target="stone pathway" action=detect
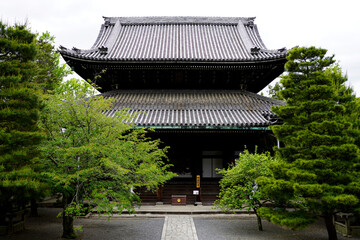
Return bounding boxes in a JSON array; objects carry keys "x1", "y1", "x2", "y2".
[{"x1": 161, "y1": 215, "x2": 198, "y2": 240}]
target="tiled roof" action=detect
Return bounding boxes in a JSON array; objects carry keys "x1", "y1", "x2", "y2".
[
  {"x1": 100, "y1": 90, "x2": 283, "y2": 128},
  {"x1": 59, "y1": 17, "x2": 287, "y2": 62}
]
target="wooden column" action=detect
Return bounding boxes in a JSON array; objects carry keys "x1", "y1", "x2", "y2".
[{"x1": 156, "y1": 186, "x2": 163, "y2": 205}]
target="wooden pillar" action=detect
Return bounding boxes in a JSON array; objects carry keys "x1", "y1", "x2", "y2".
[{"x1": 156, "y1": 185, "x2": 163, "y2": 205}]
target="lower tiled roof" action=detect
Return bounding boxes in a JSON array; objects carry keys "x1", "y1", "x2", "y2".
[{"x1": 100, "y1": 90, "x2": 283, "y2": 128}]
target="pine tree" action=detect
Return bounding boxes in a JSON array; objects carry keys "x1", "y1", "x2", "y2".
[
  {"x1": 34, "y1": 31, "x2": 71, "y2": 93},
  {"x1": 257, "y1": 47, "x2": 360, "y2": 240},
  {"x1": 0, "y1": 22, "x2": 43, "y2": 224}
]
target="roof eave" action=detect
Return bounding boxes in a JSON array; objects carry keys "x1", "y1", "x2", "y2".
[
  {"x1": 59, "y1": 52, "x2": 288, "y2": 65},
  {"x1": 133, "y1": 125, "x2": 271, "y2": 130}
]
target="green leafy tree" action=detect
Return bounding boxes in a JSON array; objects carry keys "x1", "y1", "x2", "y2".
[
  {"x1": 40, "y1": 79, "x2": 175, "y2": 238},
  {"x1": 0, "y1": 22, "x2": 44, "y2": 224},
  {"x1": 28, "y1": 31, "x2": 72, "y2": 217},
  {"x1": 257, "y1": 47, "x2": 360, "y2": 240},
  {"x1": 34, "y1": 31, "x2": 71, "y2": 93},
  {"x1": 215, "y1": 148, "x2": 276, "y2": 231}
]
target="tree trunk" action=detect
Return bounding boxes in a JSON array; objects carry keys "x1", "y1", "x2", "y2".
[
  {"x1": 324, "y1": 214, "x2": 337, "y2": 240},
  {"x1": 253, "y1": 209, "x2": 263, "y2": 231},
  {"x1": 62, "y1": 213, "x2": 76, "y2": 239},
  {"x1": 62, "y1": 195, "x2": 76, "y2": 239},
  {"x1": 256, "y1": 214, "x2": 263, "y2": 231},
  {"x1": 0, "y1": 201, "x2": 12, "y2": 225},
  {"x1": 0, "y1": 208, "x2": 6, "y2": 225},
  {"x1": 30, "y1": 198, "x2": 38, "y2": 217}
]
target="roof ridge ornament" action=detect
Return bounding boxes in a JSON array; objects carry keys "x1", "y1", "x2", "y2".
[
  {"x1": 262, "y1": 112, "x2": 281, "y2": 124},
  {"x1": 245, "y1": 18, "x2": 255, "y2": 28},
  {"x1": 104, "y1": 20, "x2": 115, "y2": 27},
  {"x1": 59, "y1": 45, "x2": 67, "y2": 51},
  {"x1": 250, "y1": 47, "x2": 288, "y2": 55},
  {"x1": 72, "y1": 47, "x2": 81, "y2": 54},
  {"x1": 98, "y1": 46, "x2": 108, "y2": 55},
  {"x1": 277, "y1": 47, "x2": 287, "y2": 53},
  {"x1": 251, "y1": 46, "x2": 261, "y2": 54},
  {"x1": 58, "y1": 45, "x2": 98, "y2": 55}
]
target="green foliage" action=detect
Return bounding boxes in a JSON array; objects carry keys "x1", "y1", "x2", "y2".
[
  {"x1": 40, "y1": 79, "x2": 175, "y2": 230},
  {"x1": 257, "y1": 207, "x2": 316, "y2": 230},
  {"x1": 215, "y1": 147, "x2": 276, "y2": 230},
  {"x1": 258, "y1": 46, "x2": 360, "y2": 238},
  {"x1": 0, "y1": 21, "x2": 45, "y2": 223},
  {"x1": 267, "y1": 81, "x2": 284, "y2": 100},
  {"x1": 352, "y1": 98, "x2": 360, "y2": 148},
  {"x1": 34, "y1": 31, "x2": 71, "y2": 93}
]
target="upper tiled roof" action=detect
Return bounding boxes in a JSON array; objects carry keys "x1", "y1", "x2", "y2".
[
  {"x1": 100, "y1": 90, "x2": 283, "y2": 128},
  {"x1": 59, "y1": 16, "x2": 287, "y2": 62}
]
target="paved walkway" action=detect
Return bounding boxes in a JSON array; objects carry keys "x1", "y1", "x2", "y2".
[{"x1": 161, "y1": 215, "x2": 198, "y2": 240}]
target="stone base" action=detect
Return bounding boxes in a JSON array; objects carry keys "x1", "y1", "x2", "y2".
[
  {"x1": 335, "y1": 222, "x2": 360, "y2": 237},
  {"x1": 334, "y1": 213, "x2": 360, "y2": 237}
]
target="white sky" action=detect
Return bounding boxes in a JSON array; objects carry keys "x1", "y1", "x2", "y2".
[{"x1": 2, "y1": 0, "x2": 360, "y2": 96}]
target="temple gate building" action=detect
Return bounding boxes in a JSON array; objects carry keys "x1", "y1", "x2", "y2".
[{"x1": 59, "y1": 16, "x2": 287, "y2": 205}]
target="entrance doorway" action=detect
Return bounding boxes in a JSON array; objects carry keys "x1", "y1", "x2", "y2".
[{"x1": 202, "y1": 151, "x2": 223, "y2": 178}]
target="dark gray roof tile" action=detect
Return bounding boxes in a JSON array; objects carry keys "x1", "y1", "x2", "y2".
[
  {"x1": 100, "y1": 90, "x2": 283, "y2": 128},
  {"x1": 60, "y1": 17, "x2": 287, "y2": 62}
]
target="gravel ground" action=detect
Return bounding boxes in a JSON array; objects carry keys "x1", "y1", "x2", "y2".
[
  {"x1": 194, "y1": 216, "x2": 360, "y2": 240},
  {"x1": 3, "y1": 208, "x2": 164, "y2": 240},
  {"x1": 4, "y1": 208, "x2": 63, "y2": 240},
  {"x1": 77, "y1": 217, "x2": 164, "y2": 240},
  {"x1": 3, "y1": 208, "x2": 360, "y2": 240}
]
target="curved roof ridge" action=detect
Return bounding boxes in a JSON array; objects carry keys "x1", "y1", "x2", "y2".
[{"x1": 102, "y1": 16, "x2": 256, "y2": 25}]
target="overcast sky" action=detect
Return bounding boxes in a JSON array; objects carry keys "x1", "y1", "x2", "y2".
[{"x1": 1, "y1": 0, "x2": 360, "y2": 95}]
